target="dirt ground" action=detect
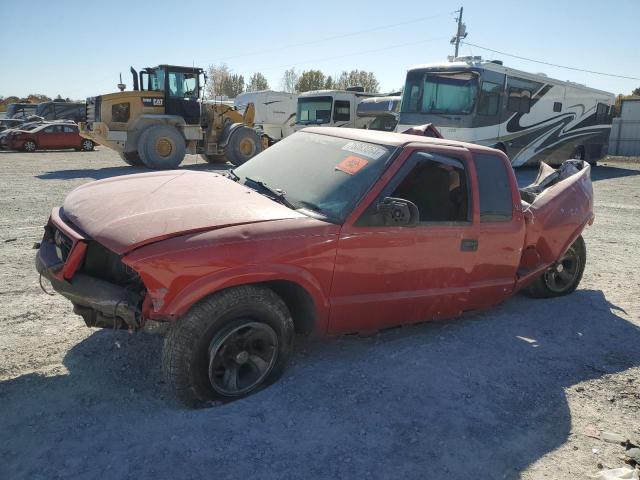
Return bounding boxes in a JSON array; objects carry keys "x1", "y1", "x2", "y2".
[{"x1": 0, "y1": 148, "x2": 638, "y2": 480}]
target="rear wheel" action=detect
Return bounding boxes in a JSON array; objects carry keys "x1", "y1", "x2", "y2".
[
  {"x1": 523, "y1": 236, "x2": 586, "y2": 298},
  {"x1": 81, "y1": 139, "x2": 94, "y2": 151},
  {"x1": 162, "y1": 285, "x2": 294, "y2": 408},
  {"x1": 23, "y1": 140, "x2": 37, "y2": 152},
  {"x1": 119, "y1": 151, "x2": 144, "y2": 167},
  {"x1": 138, "y1": 125, "x2": 186, "y2": 169},
  {"x1": 200, "y1": 153, "x2": 228, "y2": 164},
  {"x1": 225, "y1": 126, "x2": 262, "y2": 167}
]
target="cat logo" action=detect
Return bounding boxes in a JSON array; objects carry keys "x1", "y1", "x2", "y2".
[{"x1": 142, "y1": 97, "x2": 164, "y2": 107}]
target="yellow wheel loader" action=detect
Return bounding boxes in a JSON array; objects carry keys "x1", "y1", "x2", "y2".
[{"x1": 79, "y1": 65, "x2": 263, "y2": 169}]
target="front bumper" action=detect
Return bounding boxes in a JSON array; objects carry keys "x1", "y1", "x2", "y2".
[{"x1": 36, "y1": 212, "x2": 142, "y2": 330}]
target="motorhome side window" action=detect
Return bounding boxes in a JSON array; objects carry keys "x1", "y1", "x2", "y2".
[
  {"x1": 333, "y1": 101, "x2": 350, "y2": 121},
  {"x1": 477, "y1": 81, "x2": 502, "y2": 115},
  {"x1": 596, "y1": 103, "x2": 609, "y2": 123},
  {"x1": 507, "y1": 87, "x2": 531, "y2": 113},
  {"x1": 360, "y1": 152, "x2": 470, "y2": 226},
  {"x1": 474, "y1": 153, "x2": 513, "y2": 222}
]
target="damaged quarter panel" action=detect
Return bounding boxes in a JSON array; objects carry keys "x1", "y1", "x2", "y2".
[
  {"x1": 122, "y1": 216, "x2": 340, "y2": 333},
  {"x1": 522, "y1": 162, "x2": 594, "y2": 265}
]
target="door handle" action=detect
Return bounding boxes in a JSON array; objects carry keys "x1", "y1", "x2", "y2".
[{"x1": 460, "y1": 239, "x2": 478, "y2": 252}]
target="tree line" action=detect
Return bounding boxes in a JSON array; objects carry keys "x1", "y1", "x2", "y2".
[
  {"x1": 205, "y1": 64, "x2": 381, "y2": 98},
  {"x1": 0, "y1": 94, "x2": 76, "y2": 112}
]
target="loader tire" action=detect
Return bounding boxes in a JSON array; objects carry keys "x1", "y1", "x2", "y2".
[
  {"x1": 138, "y1": 125, "x2": 186, "y2": 170},
  {"x1": 120, "y1": 151, "x2": 144, "y2": 167},
  {"x1": 162, "y1": 285, "x2": 294, "y2": 408},
  {"x1": 522, "y1": 236, "x2": 586, "y2": 298},
  {"x1": 225, "y1": 126, "x2": 262, "y2": 167}
]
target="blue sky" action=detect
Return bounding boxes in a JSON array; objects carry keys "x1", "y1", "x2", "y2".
[{"x1": 1, "y1": 0, "x2": 639, "y2": 99}]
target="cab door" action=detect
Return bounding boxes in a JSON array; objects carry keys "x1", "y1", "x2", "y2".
[
  {"x1": 165, "y1": 69, "x2": 201, "y2": 125},
  {"x1": 328, "y1": 147, "x2": 478, "y2": 334}
]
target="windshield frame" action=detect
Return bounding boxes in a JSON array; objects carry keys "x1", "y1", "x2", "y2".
[
  {"x1": 401, "y1": 69, "x2": 480, "y2": 116},
  {"x1": 296, "y1": 96, "x2": 333, "y2": 125}
]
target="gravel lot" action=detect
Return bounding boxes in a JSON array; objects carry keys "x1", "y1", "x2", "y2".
[{"x1": 0, "y1": 148, "x2": 639, "y2": 480}]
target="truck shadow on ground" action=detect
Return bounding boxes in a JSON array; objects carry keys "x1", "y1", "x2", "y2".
[
  {"x1": 34, "y1": 161, "x2": 230, "y2": 181},
  {"x1": 1, "y1": 289, "x2": 638, "y2": 479}
]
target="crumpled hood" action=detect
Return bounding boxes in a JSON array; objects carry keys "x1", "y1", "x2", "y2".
[{"x1": 62, "y1": 170, "x2": 305, "y2": 254}]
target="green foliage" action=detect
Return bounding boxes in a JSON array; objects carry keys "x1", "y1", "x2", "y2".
[
  {"x1": 246, "y1": 72, "x2": 269, "y2": 92},
  {"x1": 632, "y1": 87, "x2": 640, "y2": 96},
  {"x1": 221, "y1": 74, "x2": 245, "y2": 97},
  {"x1": 324, "y1": 76, "x2": 334, "y2": 89},
  {"x1": 295, "y1": 70, "x2": 326, "y2": 93},
  {"x1": 334, "y1": 70, "x2": 380, "y2": 93}
]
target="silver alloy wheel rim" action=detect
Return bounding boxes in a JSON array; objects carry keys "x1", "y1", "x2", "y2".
[
  {"x1": 543, "y1": 247, "x2": 581, "y2": 293},
  {"x1": 208, "y1": 321, "x2": 278, "y2": 396},
  {"x1": 25, "y1": 141, "x2": 35, "y2": 152},
  {"x1": 82, "y1": 140, "x2": 92, "y2": 150}
]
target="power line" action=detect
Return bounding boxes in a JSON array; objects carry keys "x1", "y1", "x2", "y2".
[
  {"x1": 211, "y1": 11, "x2": 453, "y2": 63},
  {"x1": 251, "y1": 36, "x2": 449, "y2": 73},
  {"x1": 461, "y1": 41, "x2": 640, "y2": 81}
]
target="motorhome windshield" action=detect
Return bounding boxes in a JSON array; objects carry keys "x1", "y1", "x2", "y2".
[
  {"x1": 401, "y1": 71, "x2": 479, "y2": 115},
  {"x1": 297, "y1": 96, "x2": 332, "y2": 124}
]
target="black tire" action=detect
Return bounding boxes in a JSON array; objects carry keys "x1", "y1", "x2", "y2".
[
  {"x1": 23, "y1": 140, "x2": 37, "y2": 152},
  {"x1": 523, "y1": 236, "x2": 586, "y2": 298},
  {"x1": 81, "y1": 139, "x2": 94, "y2": 151},
  {"x1": 225, "y1": 126, "x2": 262, "y2": 167},
  {"x1": 119, "y1": 151, "x2": 145, "y2": 167},
  {"x1": 200, "y1": 153, "x2": 228, "y2": 164},
  {"x1": 162, "y1": 285, "x2": 294, "y2": 408},
  {"x1": 138, "y1": 124, "x2": 186, "y2": 169}
]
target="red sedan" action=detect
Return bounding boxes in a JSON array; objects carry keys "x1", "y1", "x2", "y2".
[{"x1": 4, "y1": 123, "x2": 94, "y2": 152}]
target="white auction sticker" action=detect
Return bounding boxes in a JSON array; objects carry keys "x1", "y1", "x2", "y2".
[{"x1": 341, "y1": 141, "x2": 387, "y2": 160}]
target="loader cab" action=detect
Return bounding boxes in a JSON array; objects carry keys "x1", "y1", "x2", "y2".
[{"x1": 138, "y1": 65, "x2": 203, "y2": 125}]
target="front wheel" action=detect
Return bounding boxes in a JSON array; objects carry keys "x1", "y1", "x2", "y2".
[
  {"x1": 119, "y1": 151, "x2": 145, "y2": 167},
  {"x1": 224, "y1": 126, "x2": 262, "y2": 167},
  {"x1": 162, "y1": 285, "x2": 294, "y2": 408},
  {"x1": 23, "y1": 140, "x2": 37, "y2": 152},
  {"x1": 81, "y1": 139, "x2": 95, "y2": 151},
  {"x1": 138, "y1": 124, "x2": 186, "y2": 169},
  {"x1": 522, "y1": 236, "x2": 586, "y2": 298}
]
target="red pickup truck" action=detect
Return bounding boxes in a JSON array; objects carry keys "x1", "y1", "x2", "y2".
[{"x1": 35, "y1": 127, "x2": 593, "y2": 407}]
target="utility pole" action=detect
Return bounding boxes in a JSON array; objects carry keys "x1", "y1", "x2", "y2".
[{"x1": 450, "y1": 7, "x2": 467, "y2": 59}]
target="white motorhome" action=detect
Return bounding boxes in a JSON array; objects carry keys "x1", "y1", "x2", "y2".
[
  {"x1": 357, "y1": 95, "x2": 401, "y2": 132},
  {"x1": 398, "y1": 57, "x2": 615, "y2": 166},
  {"x1": 234, "y1": 90, "x2": 297, "y2": 140},
  {"x1": 294, "y1": 87, "x2": 384, "y2": 131}
]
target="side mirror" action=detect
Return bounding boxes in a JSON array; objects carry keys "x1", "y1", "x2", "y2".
[{"x1": 377, "y1": 197, "x2": 419, "y2": 226}]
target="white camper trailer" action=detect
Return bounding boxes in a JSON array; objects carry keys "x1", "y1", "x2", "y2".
[
  {"x1": 234, "y1": 90, "x2": 297, "y2": 140},
  {"x1": 294, "y1": 87, "x2": 384, "y2": 131},
  {"x1": 398, "y1": 56, "x2": 615, "y2": 166}
]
